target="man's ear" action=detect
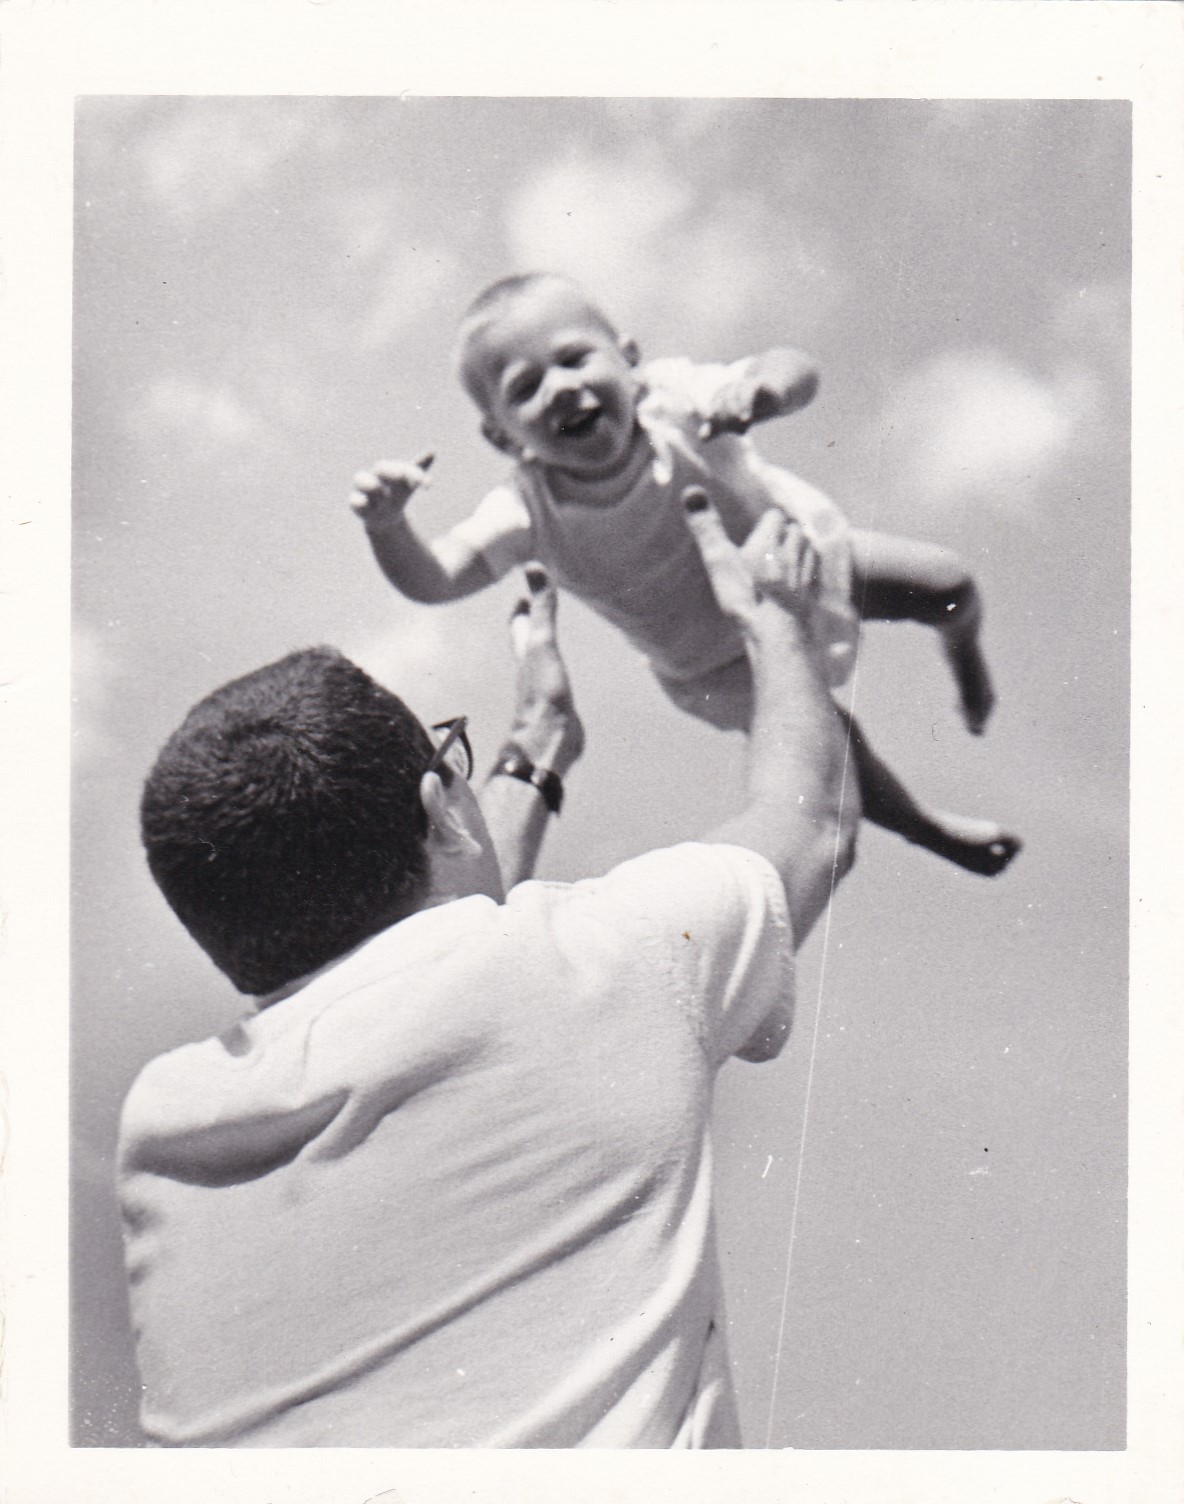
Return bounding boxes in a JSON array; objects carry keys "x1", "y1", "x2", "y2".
[
  {"x1": 480, "y1": 417, "x2": 518, "y2": 456},
  {"x1": 618, "y1": 335, "x2": 641, "y2": 368},
  {"x1": 420, "y1": 771, "x2": 483, "y2": 858}
]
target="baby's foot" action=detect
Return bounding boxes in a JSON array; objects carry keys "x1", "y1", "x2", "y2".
[
  {"x1": 943, "y1": 635, "x2": 996, "y2": 736},
  {"x1": 921, "y1": 812, "x2": 1022, "y2": 877}
]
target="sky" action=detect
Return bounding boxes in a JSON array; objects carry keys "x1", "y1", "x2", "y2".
[{"x1": 71, "y1": 97, "x2": 1129, "y2": 1449}]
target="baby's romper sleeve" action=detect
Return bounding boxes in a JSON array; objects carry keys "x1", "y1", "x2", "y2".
[
  {"x1": 641, "y1": 356, "x2": 736, "y2": 428},
  {"x1": 446, "y1": 480, "x2": 536, "y2": 581}
]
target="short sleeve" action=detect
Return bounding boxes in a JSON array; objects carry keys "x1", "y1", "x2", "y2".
[
  {"x1": 552, "y1": 842, "x2": 795, "y2": 1070},
  {"x1": 641, "y1": 357, "x2": 745, "y2": 426},
  {"x1": 447, "y1": 482, "x2": 534, "y2": 580}
]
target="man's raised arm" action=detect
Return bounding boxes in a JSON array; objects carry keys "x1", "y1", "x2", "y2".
[
  {"x1": 478, "y1": 566, "x2": 585, "y2": 890},
  {"x1": 684, "y1": 489, "x2": 859, "y2": 945}
]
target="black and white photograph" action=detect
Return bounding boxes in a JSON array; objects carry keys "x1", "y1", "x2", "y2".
[{"x1": 4, "y1": 3, "x2": 1183, "y2": 1502}]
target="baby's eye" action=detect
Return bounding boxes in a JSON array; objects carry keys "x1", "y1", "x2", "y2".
[
  {"x1": 556, "y1": 346, "x2": 591, "y2": 368},
  {"x1": 506, "y1": 373, "x2": 540, "y2": 404}
]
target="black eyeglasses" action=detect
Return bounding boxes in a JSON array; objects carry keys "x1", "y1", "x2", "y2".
[{"x1": 425, "y1": 716, "x2": 474, "y2": 781}]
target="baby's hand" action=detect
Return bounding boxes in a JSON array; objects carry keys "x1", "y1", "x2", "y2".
[
  {"x1": 698, "y1": 349, "x2": 819, "y2": 440},
  {"x1": 349, "y1": 452, "x2": 434, "y2": 527}
]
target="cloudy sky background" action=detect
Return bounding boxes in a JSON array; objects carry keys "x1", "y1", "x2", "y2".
[{"x1": 72, "y1": 98, "x2": 1129, "y2": 1448}]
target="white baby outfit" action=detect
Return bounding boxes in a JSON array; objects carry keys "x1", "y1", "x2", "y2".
[{"x1": 452, "y1": 356, "x2": 859, "y2": 703}]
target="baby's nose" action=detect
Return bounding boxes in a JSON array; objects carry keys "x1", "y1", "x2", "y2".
[{"x1": 545, "y1": 367, "x2": 582, "y2": 403}]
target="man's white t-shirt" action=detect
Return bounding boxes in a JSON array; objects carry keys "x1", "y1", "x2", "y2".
[{"x1": 118, "y1": 842, "x2": 794, "y2": 1448}]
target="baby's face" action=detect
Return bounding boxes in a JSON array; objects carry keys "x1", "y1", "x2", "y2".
[{"x1": 462, "y1": 282, "x2": 640, "y2": 479}]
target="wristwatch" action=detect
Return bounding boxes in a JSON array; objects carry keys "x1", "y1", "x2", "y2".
[{"x1": 490, "y1": 743, "x2": 564, "y2": 814}]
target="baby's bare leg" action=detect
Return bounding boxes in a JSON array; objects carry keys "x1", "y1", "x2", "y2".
[
  {"x1": 849, "y1": 528, "x2": 995, "y2": 735},
  {"x1": 839, "y1": 709, "x2": 1020, "y2": 876},
  {"x1": 657, "y1": 662, "x2": 1019, "y2": 876}
]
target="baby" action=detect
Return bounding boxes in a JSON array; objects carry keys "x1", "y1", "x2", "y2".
[{"x1": 351, "y1": 272, "x2": 1019, "y2": 876}]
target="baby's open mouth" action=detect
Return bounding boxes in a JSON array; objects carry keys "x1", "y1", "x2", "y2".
[{"x1": 556, "y1": 406, "x2": 601, "y2": 438}]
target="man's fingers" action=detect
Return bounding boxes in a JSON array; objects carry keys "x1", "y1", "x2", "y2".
[
  {"x1": 682, "y1": 485, "x2": 723, "y2": 536},
  {"x1": 746, "y1": 507, "x2": 789, "y2": 555},
  {"x1": 510, "y1": 565, "x2": 558, "y2": 659},
  {"x1": 778, "y1": 525, "x2": 821, "y2": 596},
  {"x1": 523, "y1": 564, "x2": 558, "y2": 639},
  {"x1": 509, "y1": 599, "x2": 532, "y2": 660},
  {"x1": 798, "y1": 535, "x2": 822, "y2": 595},
  {"x1": 739, "y1": 513, "x2": 825, "y2": 610},
  {"x1": 683, "y1": 487, "x2": 758, "y2": 619},
  {"x1": 741, "y1": 509, "x2": 787, "y2": 590},
  {"x1": 520, "y1": 565, "x2": 556, "y2": 640}
]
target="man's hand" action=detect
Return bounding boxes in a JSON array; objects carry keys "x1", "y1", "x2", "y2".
[
  {"x1": 349, "y1": 452, "x2": 435, "y2": 529},
  {"x1": 682, "y1": 487, "x2": 821, "y2": 631},
  {"x1": 479, "y1": 566, "x2": 585, "y2": 890},
  {"x1": 506, "y1": 566, "x2": 585, "y2": 777},
  {"x1": 685, "y1": 491, "x2": 858, "y2": 943},
  {"x1": 697, "y1": 348, "x2": 820, "y2": 441}
]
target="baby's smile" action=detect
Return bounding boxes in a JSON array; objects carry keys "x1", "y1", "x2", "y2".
[
  {"x1": 460, "y1": 280, "x2": 644, "y2": 477},
  {"x1": 554, "y1": 402, "x2": 602, "y2": 439}
]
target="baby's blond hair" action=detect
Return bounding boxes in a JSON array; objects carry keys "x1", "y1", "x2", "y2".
[{"x1": 456, "y1": 273, "x2": 618, "y2": 407}]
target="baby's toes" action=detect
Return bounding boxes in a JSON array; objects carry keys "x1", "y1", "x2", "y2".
[{"x1": 983, "y1": 834, "x2": 1022, "y2": 875}]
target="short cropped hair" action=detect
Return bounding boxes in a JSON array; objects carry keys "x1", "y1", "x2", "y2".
[
  {"x1": 140, "y1": 648, "x2": 436, "y2": 996},
  {"x1": 456, "y1": 272, "x2": 618, "y2": 404}
]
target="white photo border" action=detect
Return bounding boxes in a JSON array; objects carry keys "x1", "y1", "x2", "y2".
[{"x1": 2, "y1": 2, "x2": 1182, "y2": 1500}]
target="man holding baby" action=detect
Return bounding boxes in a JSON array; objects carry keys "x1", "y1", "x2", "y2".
[{"x1": 118, "y1": 493, "x2": 857, "y2": 1447}]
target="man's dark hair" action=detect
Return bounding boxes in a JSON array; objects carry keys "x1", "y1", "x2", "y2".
[{"x1": 140, "y1": 648, "x2": 436, "y2": 996}]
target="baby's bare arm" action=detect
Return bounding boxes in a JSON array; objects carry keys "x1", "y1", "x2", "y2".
[
  {"x1": 350, "y1": 454, "x2": 494, "y2": 604},
  {"x1": 698, "y1": 348, "x2": 820, "y2": 440}
]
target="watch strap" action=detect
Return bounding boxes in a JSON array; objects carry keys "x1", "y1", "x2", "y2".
[{"x1": 491, "y1": 744, "x2": 564, "y2": 814}]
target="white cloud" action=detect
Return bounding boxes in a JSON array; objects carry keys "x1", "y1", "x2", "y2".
[
  {"x1": 879, "y1": 349, "x2": 1097, "y2": 515},
  {"x1": 72, "y1": 622, "x2": 122, "y2": 769},
  {"x1": 329, "y1": 189, "x2": 403, "y2": 270},
  {"x1": 134, "y1": 377, "x2": 259, "y2": 447},
  {"x1": 1051, "y1": 280, "x2": 1128, "y2": 374},
  {"x1": 345, "y1": 611, "x2": 454, "y2": 700},
  {"x1": 505, "y1": 153, "x2": 693, "y2": 320},
  {"x1": 504, "y1": 150, "x2": 839, "y2": 352},
  {"x1": 358, "y1": 243, "x2": 460, "y2": 351},
  {"x1": 138, "y1": 100, "x2": 333, "y2": 220},
  {"x1": 601, "y1": 99, "x2": 740, "y2": 148}
]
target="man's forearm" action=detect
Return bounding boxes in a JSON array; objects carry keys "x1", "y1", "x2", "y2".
[
  {"x1": 479, "y1": 721, "x2": 573, "y2": 890},
  {"x1": 683, "y1": 494, "x2": 857, "y2": 944},
  {"x1": 479, "y1": 775, "x2": 554, "y2": 891},
  {"x1": 478, "y1": 574, "x2": 584, "y2": 891},
  {"x1": 713, "y1": 604, "x2": 858, "y2": 943}
]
